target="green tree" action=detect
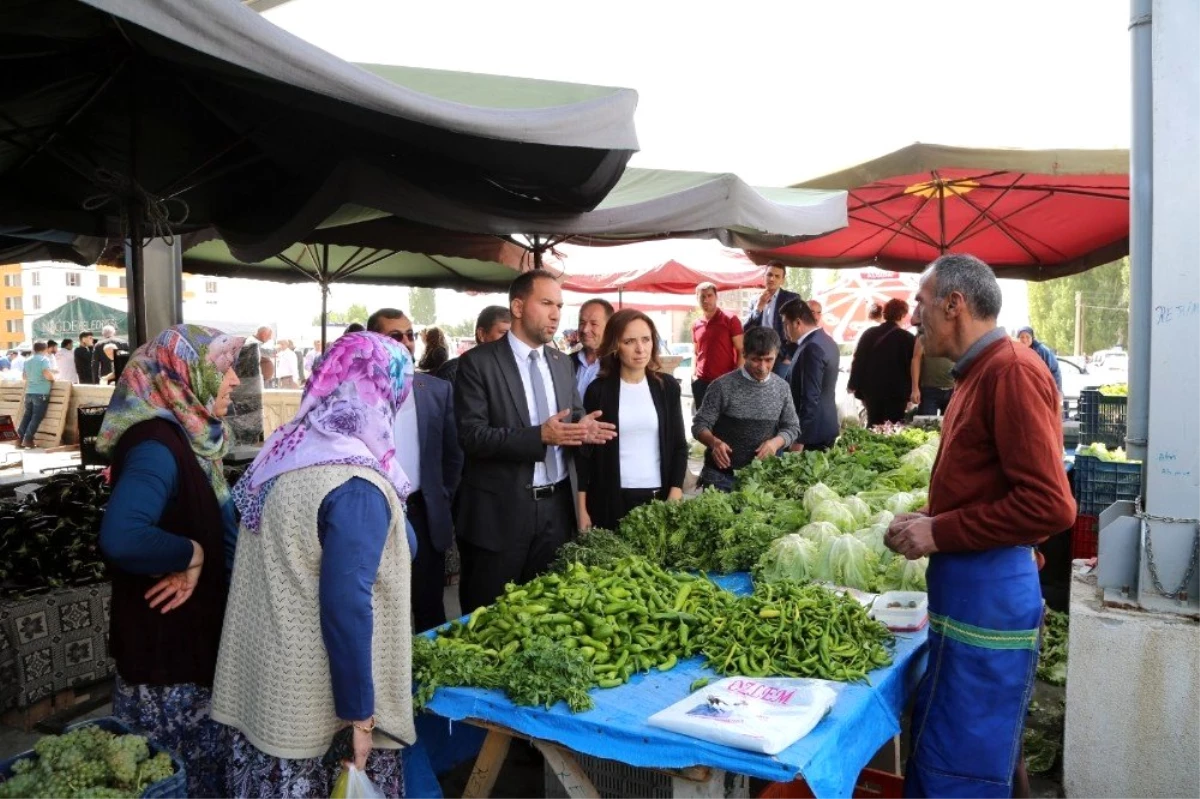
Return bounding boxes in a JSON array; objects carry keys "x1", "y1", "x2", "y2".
[
  {"x1": 784, "y1": 266, "x2": 814, "y2": 299},
  {"x1": 315, "y1": 302, "x2": 369, "y2": 326},
  {"x1": 409, "y1": 287, "x2": 437, "y2": 325},
  {"x1": 440, "y1": 318, "x2": 478, "y2": 338},
  {"x1": 1027, "y1": 258, "x2": 1130, "y2": 355}
]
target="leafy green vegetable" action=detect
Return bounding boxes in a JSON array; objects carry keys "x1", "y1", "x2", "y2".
[
  {"x1": 884, "y1": 492, "x2": 917, "y2": 515},
  {"x1": 812, "y1": 500, "x2": 858, "y2": 533},
  {"x1": 816, "y1": 535, "x2": 880, "y2": 591},
  {"x1": 803, "y1": 482, "x2": 839, "y2": 514},
  {"x1": 881, "y1": 556, "x2": 928, "y2": 591},
  {"x1": 754, "y1": 535, "x2": 820, "y2": 584},
  {"x1": 1037, "y1": 609, "x2": 1069, "y2": 686},
  {"x1": 798, "y1": 521, "x2": 842, "y2": 547},
  {"x1": 552, "y1": 529, "x2": 635, "y2": 572}
]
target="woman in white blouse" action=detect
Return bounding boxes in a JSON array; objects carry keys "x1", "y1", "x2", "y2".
[{"x1": 576, "y1": 310, "x2": 688, "y2": 532}]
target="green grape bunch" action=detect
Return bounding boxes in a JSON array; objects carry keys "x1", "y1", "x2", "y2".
[{"x1": 0, "y1": 725, "x2": 175, "y2": 799}]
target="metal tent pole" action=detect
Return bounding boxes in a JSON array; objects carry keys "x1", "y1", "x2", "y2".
[{"x1": 1126, "y1": 0, "x2": 1153, "y2": 465}]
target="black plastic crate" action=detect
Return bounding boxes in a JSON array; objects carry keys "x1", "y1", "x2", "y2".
[
  {"x1": 77, "y1": 405, "x2": 109, "y2": 469},
  {"x1": 1074, "y1": 455, "x2": 1142, "y2": 515},
  {"x1": 1077, "y1": 389, "x2": 1127, "y2": 448}
]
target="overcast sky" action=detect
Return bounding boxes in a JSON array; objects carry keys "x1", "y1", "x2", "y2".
[
  {"x1": 266, "y1": 0, "x2": 1130, "y2": 185},
  {"x1": 257, "y1": 0, "x2": 1130, "y2": 335}
]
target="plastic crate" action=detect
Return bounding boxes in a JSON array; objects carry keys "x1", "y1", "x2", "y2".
[
  {"x1": 758, "y1": 768, "x2": 904, "y2": 798},
  {"x1": 77, "y1": 405, "x2": 110, "y2": 469},
  {"x1": 1074, "y1": 455, "x2": 1142, "y2": 516},
  {"x1": 1071, "y1": 514, "x2": 1099, "y2": 560},
  {"x1": 0, "y1": 716, "x2": 187, "y2": 799},
  {"x1": 1077, "y1": 389, "x2": 1127, "y2": 448}
]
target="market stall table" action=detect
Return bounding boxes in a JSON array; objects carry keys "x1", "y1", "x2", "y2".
[{"x1": 422, "y1": 574, "x2": 928, "y2": 799}]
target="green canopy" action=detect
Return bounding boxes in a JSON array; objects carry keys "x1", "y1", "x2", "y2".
[{"x1": 32, "y1": 298, "x2": 127, "y2": 340}]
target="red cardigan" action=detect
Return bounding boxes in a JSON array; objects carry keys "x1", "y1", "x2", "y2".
[{"x1": 930, "y1": 336, "x2": 1076, "y2": 552}]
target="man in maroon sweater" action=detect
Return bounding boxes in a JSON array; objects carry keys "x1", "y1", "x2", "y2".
[{"x1": 886, "y1": 254, "x2": 1075, "y2": 799}]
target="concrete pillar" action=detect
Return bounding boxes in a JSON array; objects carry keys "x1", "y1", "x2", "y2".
[
  {"x1": 1063, "y1": 575, "x2": 1199, "y2": 797},
  {"x1": 140, "y1": 238, "x2": 183, "y2": 341}
]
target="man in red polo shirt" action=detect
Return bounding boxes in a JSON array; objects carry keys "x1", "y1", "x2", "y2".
[
  {"x1": 691, "y1": 281, "x2": 744, "y2": 411},
  {"x1": 886, "y1": 253, "x2": 1075, "y2": 799}
]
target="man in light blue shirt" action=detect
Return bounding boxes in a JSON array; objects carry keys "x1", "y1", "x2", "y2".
[
  {"x1": 17, "y1": 341, "x2": 57, "y2": 449},
  {"x1": 572, "y1": 298, "x2": 613, "y2": 399}
]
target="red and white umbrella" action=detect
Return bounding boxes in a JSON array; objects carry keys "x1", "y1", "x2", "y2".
[{"x1": 814, "y1": 268, "x2": 919, "y2": 344}]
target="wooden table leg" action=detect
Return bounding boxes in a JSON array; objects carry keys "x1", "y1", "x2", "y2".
[
  {"x1": 535, "y1": 741, "x2": 601, "y2": 799},
  {"x1": 462, "y1": 729, "x2": 512, "y2": 799}
]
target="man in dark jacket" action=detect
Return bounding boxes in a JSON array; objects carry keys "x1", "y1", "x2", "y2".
[
  {"x1": 744, "y1": 262, "x2": 800, "y2": 376},
  {"x1": 74, "y1": 331, "x2": 96, "y2": 384},
  {"x1": 435, "y1": 305, "x2": 511, "y2": 386},
  {"x1": 1016, "y1": 326, "x2": 1063, "y2": 396},
  {"x1": 780, "y1": 298, "x2": 841, "y2": 451}
]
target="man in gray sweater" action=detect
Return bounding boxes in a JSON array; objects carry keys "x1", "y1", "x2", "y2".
[{"x1": 692, "y1": 327, "x2": 801, "y2": 491}]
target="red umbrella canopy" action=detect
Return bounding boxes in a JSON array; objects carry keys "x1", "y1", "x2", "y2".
[
  {"x1": 561, "y1": 258, "x2": 763, "y2": 294},
  {"x1": 752, "y1": 144, "x2": 1129, "y2": 280},
  {"x1": 814, "y1": 269, "x2": 919, "y2": 345}
]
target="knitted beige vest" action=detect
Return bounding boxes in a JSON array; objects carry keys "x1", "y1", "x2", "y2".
[{"x1": 211, "y1": 465, "x2": 415, "y2": 759}]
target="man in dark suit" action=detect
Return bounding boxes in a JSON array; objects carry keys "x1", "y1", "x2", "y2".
[
  {"x1": 368, "y1": 307, "x2": 464, "y2": 631},
  {"x1": 74, "y1": 331, "x2": 96, "y2": 385},
  {"x1": 744, "y1": 261, "x2": 800, "y2": 377},
  {"x1": 454, "y1": 270, "x2": 616, "y2": 612},
  {"x1": 780, "y1": 298, "x2": 841, "y2": 452}
]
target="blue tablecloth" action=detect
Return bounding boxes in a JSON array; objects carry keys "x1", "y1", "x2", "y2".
[{"x1": 421, "y1": 573, "x2": 929, "y2": 799}]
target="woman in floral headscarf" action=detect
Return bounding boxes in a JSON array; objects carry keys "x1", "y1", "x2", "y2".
[
  {"x1": 96, "y1": 324, "x2": 246, "y2": 798},
  {"x1": 212, "y1": 332, "x2": 417, "y2": 799}
]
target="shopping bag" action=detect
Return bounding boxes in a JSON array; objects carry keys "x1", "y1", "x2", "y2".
[
  {"x1": 331, "y1": 764, "x2": 386, "y2": 799},
  {"x1": 647, "y1": 676, "x2": 838, "y2": 754}
]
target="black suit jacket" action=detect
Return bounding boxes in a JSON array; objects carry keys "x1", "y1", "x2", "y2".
[
  {"x1": 848, "y1": 321, "x2": 916, "y2": 403},
  {"x1": 577, "y1": 373, "x2": 688, "y2": 532},
  {"x1": 411, "y1": 373, "x2": 463, "y2": 552},
  {"x1": 789, "y1": 328, "x2": 841, "y2": 448},
  {"x1": 74, "y1": 345, "x2": 95, "y2": 384},
  {"x1": 745, "y1": 288, "x2": 800, "y2": 374},
  {"x1": 454, "y1": 336, "x2": 582, "y2": 550}
]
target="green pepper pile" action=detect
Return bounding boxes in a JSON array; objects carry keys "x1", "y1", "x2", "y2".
[
  {"x1": 415, "y1": 556, "x2": 894, "y2": 713},
  {"x1": 699, "y1": 581, "x2": 894, "y2": 683}
]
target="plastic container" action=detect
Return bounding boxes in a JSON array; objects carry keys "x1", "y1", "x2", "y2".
[
  {"x1": 1073, "y1": 455, "x2": 1142, "y2": 516},
  {"x1": 870, "y1": 592, "x2": 929, "y2": 632},
  {"x1": 1077, "y1": 389, "x2": 1127, "y2": 449},
  {"x1": 758, "y1": 767, "x2": 904, "y2": 798},
  {"x1": 1071, "y1": 514, "x2": 1099, "y2": 560},
  {"x1": 77, "y1": 405, "x2": 110, "y2": 469},
  {"x1": 0, "y1": 716, "x2": 186, "y2": 799}
]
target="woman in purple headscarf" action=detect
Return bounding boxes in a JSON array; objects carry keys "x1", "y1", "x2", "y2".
[{"x1": 211, "y1": 332, "x2": 417, "y2": 798}]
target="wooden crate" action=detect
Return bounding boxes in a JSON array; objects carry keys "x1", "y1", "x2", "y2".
[
  {"x1": 0, "y1": 686, "x2": 102, "y2": 732},
  {"x1": 0, "y1": 381, "x2": 72, "y2": 448}
]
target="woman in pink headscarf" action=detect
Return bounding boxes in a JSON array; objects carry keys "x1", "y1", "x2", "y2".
[{"x1": 212, "y1": 332, "x2": 417, "y2": 798}]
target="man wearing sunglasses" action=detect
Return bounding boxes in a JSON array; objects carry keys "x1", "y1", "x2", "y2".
[{"x1": 367, "y1": 308, "x2": 463, "y2": 632}]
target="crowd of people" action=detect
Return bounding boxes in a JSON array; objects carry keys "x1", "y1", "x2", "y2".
[{"x1": 6, "y1": 252, "x2": 1079, "y2": 799}]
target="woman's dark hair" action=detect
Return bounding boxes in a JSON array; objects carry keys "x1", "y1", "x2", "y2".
[
  {"x1": 883, "y1": 298, "x2": 910, "y2": 323},
  {"x1": 597, "y1": 309, "x2": 662, "y2": 380},
  {"x1": 344, "y1": 323, "x2": 365, "y2": 334},
  {"x1": 868, "y1": 303, "x2": 883, "y2": 322},
  {"x1": 418, "y1": 327, "x2": 449, "y2": 372}
]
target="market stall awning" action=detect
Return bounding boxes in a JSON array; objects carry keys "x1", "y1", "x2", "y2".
[
  {"x1": 750, "y1": 143, "x2": 1129, "y2": 280},
  {"x1": 413, "y1": 168, "x2": 848, "y2": 250},
  {"x1": 31, "y1": 297, "x2": 127, "y2": 339},
  {"x1": 561, "y1": 259, "x2": 763, "y2": 294},
  {"x1": 177, "y1": 219, "x2": 537, "y2": 291},
  {"x1": 0, "y1": 0, "x2": 640, "y2": 260}
]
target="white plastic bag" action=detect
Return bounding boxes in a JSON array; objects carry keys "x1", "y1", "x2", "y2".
[
  {"x1": 331, "y1": 764, "x2": 385, "y2": 799},
  {"x1": 647, "y1": 677, "x2": 838, "y2": 754}
]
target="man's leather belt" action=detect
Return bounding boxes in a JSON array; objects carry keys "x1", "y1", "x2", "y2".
[{"x1": 530, "y1": 479, "x2": 569, "y2": 500}]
